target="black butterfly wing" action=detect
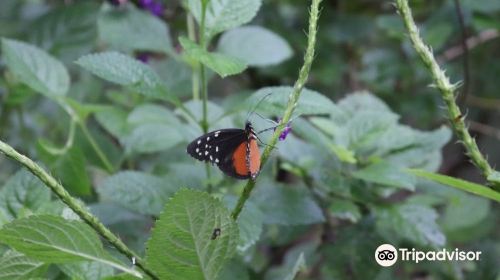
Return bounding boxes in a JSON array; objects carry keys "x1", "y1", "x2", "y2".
[{"x1": 187, "y1": 129, "x2": 246, "y2": 173}]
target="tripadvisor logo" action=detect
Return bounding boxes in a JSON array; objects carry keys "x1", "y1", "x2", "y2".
[{"x1": 375, "y1": 244, "x2": 482, "y2": 267}]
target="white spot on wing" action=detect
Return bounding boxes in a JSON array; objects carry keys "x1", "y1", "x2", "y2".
[
  {"x1": 216, "y1": 146, "x2": 219, "y2": 152},
  {"x1": 205, "y1": 151, "x2": 209, "y2": 155},
  {"x1": 196, "y1": 148, "x2": 199, "y2": 153},
  {"x1": 197, "y1": 140, "x2": 201, "y2": 144},
  {"x1": 207, "y1": 136, "x2": 210, "y2": 141},
  {"x1": 215, "y1": 158, "x2": 219, "y2": 163},
  {"x1": 210, "y1": 155, "x2": 213, "y2": 161}
]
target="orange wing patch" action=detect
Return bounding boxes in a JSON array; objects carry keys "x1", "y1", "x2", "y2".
[
  {"x1": 248, "y1": 139, "x2": 260, "y2": 177},
  {"x1": 232, "y1": 140, "x2": 261, "y2": 178},
  {"x1": 232, "y1": 142, "x2": 248, "y2": 177}
]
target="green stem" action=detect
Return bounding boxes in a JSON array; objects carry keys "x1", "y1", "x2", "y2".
[
  {"x1": 198, "y1": 1, "x2": 213, "y2": 191},
  {"x1": 187, "y1": 13, "x2": 200, "y2": 101},
  {"x1": 231, "y1": 0, "x2": 322, "y2": 220},
  {"x1": 395, "y1": 0, "x2": 500, "y2": 189},
  {"x1": 0, "y1": 140, "x2": 159, "y2": 280},
  {"x1": 79, "y1": 123, "x2": 114, "y2": 173}
]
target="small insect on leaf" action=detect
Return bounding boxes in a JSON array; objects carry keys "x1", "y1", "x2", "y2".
[{"x1": 211, "y1": 228, "x2": 222, "y2": 240}]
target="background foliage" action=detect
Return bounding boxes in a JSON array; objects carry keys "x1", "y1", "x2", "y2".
[{"x1": 0, "y1": 0, "x2": 499, "y2": 279}]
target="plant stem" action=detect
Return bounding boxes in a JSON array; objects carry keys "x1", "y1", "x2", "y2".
[
  {"x1": 0, "y1": 139, "x2": 159, "y2": 280},
  {"x1": 198, "y1": 1, "x2": 213, "y2": 192},
  {"x1": 231, "y1": 0, "x2": 322, "y2": 220},
  {"x1": 395, "y1": 0, "x2": 500, "y2": 189},
  {"x1": 79, "y1": 122, "x2": 114, "y2": 173},
  {"x1": 187, "y1": 14, "x2": 200, "y2": 101}
]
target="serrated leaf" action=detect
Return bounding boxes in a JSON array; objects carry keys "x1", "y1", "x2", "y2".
[
  {"x1": 0, "y1": 169, "x2": 51, "y2": 220},
  {"x1": 0, "y1": 215, "x2": 141, "y2": 277},
  {"x1": 376, "y1": 204, "x2": 445, "y2": 247},
  {"x1": 59, "y1": 261, "x2": 114, "y2": 280},
  {"x1": 98, "y1": 3, "x2": 172, "y2": 53},
  {"x1": 97, "y1": 171, "x2": 176, "y2": 216},
  {"x1": 409, "y1": 169, "x2": 500, "y2": 202},
  {"x1": 188, "y1": 0, "x2": 262, "y2": 39},
  {"x1": 253, "y1": 183, "x2": 324, "y2": 225},
  {"x1": 217, "y1": 26, "x2": 292, "y2": 67},
  {"x1": 76, "y1": 52, "x2": 165, "y2": 98},
  {"x1": 353, "y1": 161, "x2": 416, "y2": 190},
  {"x1": 248, "y1": 86, "x2": 338, "y2": 116},
  {"x1": 1, "y1": 38, "x2": 70, "y2": 98},
  {"x1": 179, "y1": 37, "x2": 247, "y2": 77},
  {"x1": 0, "y1": 250, "x2": 47, "y2": 280},
  {"x1": 145, "y1": 188, "x2": 238, "y2": 280}
]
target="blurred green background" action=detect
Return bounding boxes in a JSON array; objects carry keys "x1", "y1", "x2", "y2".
[{"x1": 0, "y1": 0, "x2": 499, "y2": 279}]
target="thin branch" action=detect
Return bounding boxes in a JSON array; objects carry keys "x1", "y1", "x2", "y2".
[
  {"x1": 395, "y1": 0, "x2": 500, "y2": 188},
  {"x1": 438, "y1": 29, "x2": 499, "y2": 62},
  {"x1": 452, "y1": 0, "x2": 470, "y2": 106},
  {"x1": 0, "y1": 140, "x2": 160, "y2": 280},
  {"x1": 231, "y1": 0, "x2": 323, "y2": 220}
]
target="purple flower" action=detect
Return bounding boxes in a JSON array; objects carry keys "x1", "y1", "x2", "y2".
[
  {"x1": 136, "y1": 52, "x2": 151, "y2": 63},
  {"x1": 139, "y1": 0, "x2": 164, "y2": 17},
  {"x1": 275, "y1": 119, "x2": 292, "y2": 141}
]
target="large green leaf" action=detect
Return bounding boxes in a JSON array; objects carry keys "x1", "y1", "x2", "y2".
[
  {"x1": 145, "y1": 188, "x2": 238, "y2": 280},
  {"x1": 76, "y1": 52, "x2": 165, "y2": 98},
  {"x1": 0, "y1": 169, "x2": 51, "y2": 221},
  {"x1": 248, "y1": 86, "x2": 338, "y2": 116},
  {"x1": 217, "y1": 26, "x2": 292, "y2": 67},
  {"x1": 98, "y1": 3, "x2": 172, "y2": 53},
  {"x1": 124, "y1": 123, "x2": 184, "y2": 154},
  {"x1": 187, "y1": 0, "x2": 262, "y2": 39},
  {"x1": 179, "y1": 37, "x2": 247, "y2": 78},
  {"x1": 1, "y1": 38, "x2": 70, "y2": 98},
  {"x1": 52, "y1": 146, "x2": 92, "y2": 196},
  {"x1": 376, "y1": 204, "x2": 445, "y2": 247},
  {"x1": 95, "y1": 107, "x2": 130, "y2": 141},
  {"x1": 0, "y1": 250, "x2": 47, "y2": 280},
  {"x1": 409, "y1": 169, "x2": 500, "y2": 203},
  {"x1": 59, "y1": 261, "x2": 114, "y2": 280},
  {"x1": 97, "y1": 171, "x2": 176, "y2": 216},
  {"x1": 0, "y1": 215, "x2": 141, "y2": 277},
  {"x1": 253, "y1": 183, "x2": 325, "y2": 225},
  {"x1": 352, "y1": 161, "x2": 416, "y2": 190},
  {"x1": 30, "y1": 2, "x2": 99, "y2": 61}
]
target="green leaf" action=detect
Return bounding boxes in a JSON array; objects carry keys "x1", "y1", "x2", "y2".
[
  {"x1": 409, "y1": 169, "x2": 500, "y2": 203},
  {"x1": 217, "y1": 26, "x2": 292, "y2": 67},
  {"x1": 95, "y1": 107, "x2": 130, "y2": 140},
  {"x1": 0, "y1": 250, "x2": 47, "y2": 280},
  {"x1": 0, "y1": 215, "x2": 141, "y2": 278},
  {"x1": 59, "y1": 261, "x2": 114, "y2": 280},
  {"x1": 124, "y1": 123, "x2": 184, "y2": 154},
  {"x1": 188, "y1": 0, "x2": 262, "y2": 39},
  {"x1": 30, "y1": 2, "x2": 99, "y2": 61},
  {"x1": 284, "y1": 253, "x2": 306, "y2": 280},
  {"x1": 145, "y1": 188, "x2": 238, "y2": 280},
  {"x1": 76, "y1": 52, "x2": 165, "y2": 98},
  {"x1": 97, "y1": 171, "x2": 176, "y2": 216},
  {"x1": 1, "y1": 38, "x2": 70, "y2": 98},
  {"x1": 98, "y1": 3, "x2": 172, "y2": 53},
  {"x1": 179, "y1": 36, "x2": 247, "y2": 77},
  {"x1": 52, "y1": 146, "x2": 92, "y2": 196},
  {"x1": 249, "y1": 86, "x2": 338, "y2": 116},
  {"x1": 353, "y1": 161, "x2": 416, "y2": 190},
  {"x1": 329, "y1": 199, "x2": 361, "y2": 223},
  {"x1": 253, "y1": 183, "x2": 325, "y2": 225},
  {"x1": 0, "y1": 169, "x2": 51, "y2": 220},
  {"x1": 225, "y1": 198, "x2": 263, "y2": 252},
  {"x1": 127, "y1": 104, "x2": 178, "y2": 126},
  {"x1": 376, "y1": 204, "x2": 445, "y2": 247}
]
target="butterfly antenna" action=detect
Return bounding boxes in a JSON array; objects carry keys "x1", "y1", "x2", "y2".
[
  {"x1": 257, "y1": 114, "x2": 302, "y2": 134},
  {"x1": 246, "y1": 92, "x2": 273, "y2": 122}
]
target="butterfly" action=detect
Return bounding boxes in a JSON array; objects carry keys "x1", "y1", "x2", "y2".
[{"x1": 186, "y1": 121, "x2": 261, "y2": 180}]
